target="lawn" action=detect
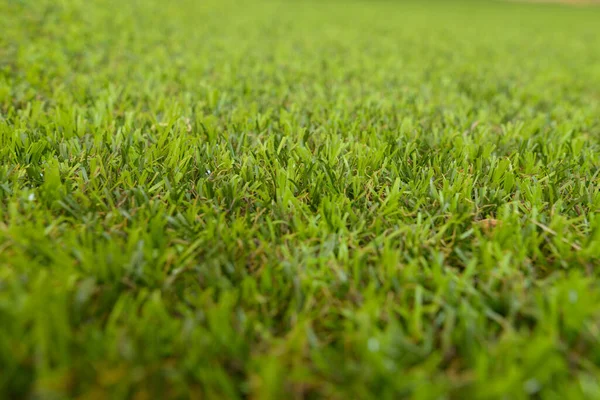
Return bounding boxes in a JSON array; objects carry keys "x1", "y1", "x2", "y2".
[{"x1": 1, "y1": 0, "x2": 600, "y2": 398}]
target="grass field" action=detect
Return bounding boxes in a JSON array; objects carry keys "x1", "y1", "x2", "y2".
[{"x1": 1, "y1": 0, "x2": 600, "y2": 398}]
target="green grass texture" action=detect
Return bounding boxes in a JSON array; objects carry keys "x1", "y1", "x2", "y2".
[{"x1": 1, "y1": 0, "x2": 600, "y2": 398}]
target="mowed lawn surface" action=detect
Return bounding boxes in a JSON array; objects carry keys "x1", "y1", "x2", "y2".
[{"x1": 1, "y1": 0, "x2": 600, "y2": 398}]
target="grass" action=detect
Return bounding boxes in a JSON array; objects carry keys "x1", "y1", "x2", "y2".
[{"x1": 1, "y1": 0, "x2": 600, "y2": 398}]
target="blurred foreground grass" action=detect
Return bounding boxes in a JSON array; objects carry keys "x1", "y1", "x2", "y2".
[{"x1": 1, "y1": 0, "x2": 600, "y2": 398}]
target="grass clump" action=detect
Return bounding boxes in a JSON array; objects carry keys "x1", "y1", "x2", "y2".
[{"x1": 1, "y1": 0, "x2": 600, "y2": 398}]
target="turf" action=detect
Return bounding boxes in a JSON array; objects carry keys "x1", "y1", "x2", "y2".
[{"x1": 1, "y1": 0, "x2": 600, "y2": 398}]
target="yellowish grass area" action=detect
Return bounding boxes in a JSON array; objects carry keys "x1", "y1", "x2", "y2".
[{"x1": 513, "y1": 0, "x2": 600, "y2": 4}]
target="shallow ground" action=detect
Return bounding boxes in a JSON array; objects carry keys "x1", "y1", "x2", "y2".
[{"x1": 1, "y1": 0, "x2": 600, "y2": 398}]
